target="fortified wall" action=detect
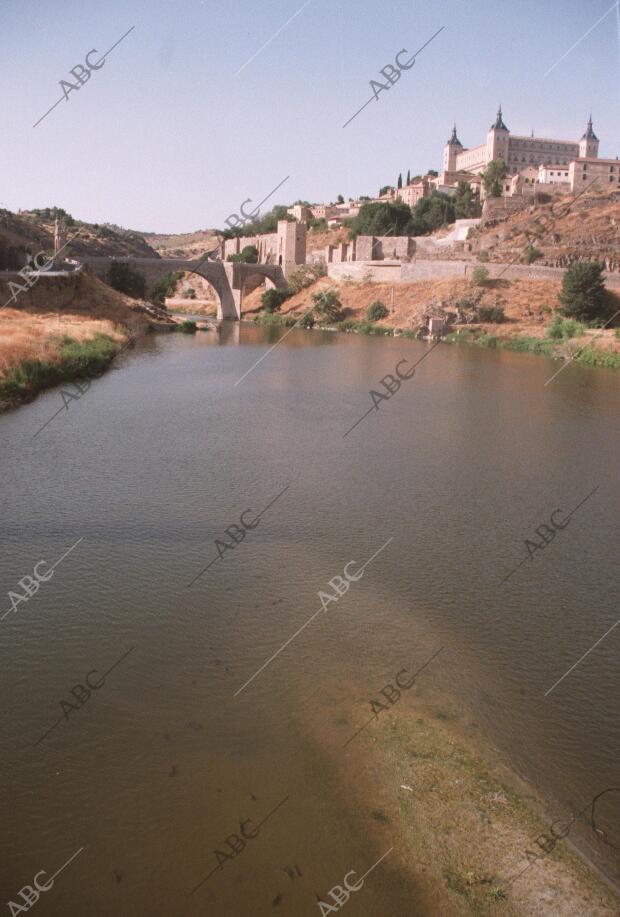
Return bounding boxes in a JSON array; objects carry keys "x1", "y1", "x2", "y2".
[
  {"x1": 327, "y1": 258, "x2": 620, "y2": 289},
  {"x1": 221, "y1": 220, "x2": 306, "y2": 278},
  {"x1": 321, "y1": 235, "x2": 415, "y2": 264}
]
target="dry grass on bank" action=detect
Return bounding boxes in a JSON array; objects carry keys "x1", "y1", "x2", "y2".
[
  {"x1": 0, "y1": 273, "x2": 152, "y2": 407},
  {"x1": 0, "y1": 309, "x2": 125, "y2": 380}
]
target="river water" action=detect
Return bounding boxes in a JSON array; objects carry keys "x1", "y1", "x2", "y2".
[{"x1": 0, "y1": 324, "x2": 618, "y2": 915}]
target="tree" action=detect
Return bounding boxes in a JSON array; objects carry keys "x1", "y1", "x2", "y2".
[
  {"x1": 409, "y1": 193, "x2": 455, "y2": 234},
  {"x1": 150, "y1": 270, "x2": 183, "y2": 305},
  {"x1": 558, "y1": 261, "x2": 607, "y2": 323},
  {"x1": 454, "y1": 181, "x2": 482, "y2": 219},
  {"x1": 347, "y1": 200, "x2": 414, "y2": 239},
  {"x1": 367, "y1": 301, "x2": 389, "y2": 321},
  {"x1": 261, "y1": 288, "x2": 290, "y2": 313},
  {"x1": 379, "y1": 185, "x2": 394, "y2": 196},
  {"x1": 336, "y1": 194, "x2": 344, "y2": 204},
  {"x1": 311, "y1": 288, "x2": 343, "y2": 322},
  {"x1": 107, "y1": 261, "x2": 147, "y2": 299},
  {"x1": 406, "y1": 170, "x2": 411, "y2": 186},
  {"x1": 482, "y1": 159, "x2": 507, "y2": 198},
  {"x1": 397, "y1": 173, "x2": 403, "y2": 189},
  {"x1": 227, "y1": 245, "x2": 259, "y2": 263},
  {"x1": 220, "y1": 205, "x2": 293, "y2": 239}
]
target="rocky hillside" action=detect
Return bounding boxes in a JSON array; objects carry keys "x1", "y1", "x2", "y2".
[
  {"x1": 0, "y1": 207, "x2": 159, "y2": 269},
  {"x1": 470, "y1": 187, "x2": 620, "y2": 270}
]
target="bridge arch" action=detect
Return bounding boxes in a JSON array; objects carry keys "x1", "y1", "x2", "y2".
[{"x1": 80, "y1": 256, "x2": 288, "y2": 321}]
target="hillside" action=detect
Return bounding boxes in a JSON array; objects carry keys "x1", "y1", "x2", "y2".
[
  {"x1": 140, "y1": 229, "x2": 220, "y2": 259},
  {"x1": 472, "y1": 187, "x2": 620, "y2": 268},
  {"x1": 0, "y1": 207, "x2": 159, "y2": 269}
]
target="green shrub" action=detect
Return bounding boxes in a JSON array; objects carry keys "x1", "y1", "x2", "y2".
[
  {"x1": 456, "y1": 297, "x2": 477, "y2": 311},
  {"x1": 477, "y1": 250, "x2": 490, "y2": 262},
  {"x1": 183, "y1": 288, "x2": 196, "y2": 299},
  {"x1": 287, "y1": 263, "x2": 326, "y2": 294},
  {"x1": 367, "y1": 300, "x2": 389, "y2": 321},
  {"x1": 177, "y1": 320, "x2": 197, "y2": 334},
  {"x1": 261, "y1": 288, "x2": 290, "y2": 313},
  {"x1": 311, "y1": 288, "x2": 343, "y2": 322},
  {"x1": 107, "y1": 262, "x2": 146, "y2": 299},
  {"x1": 150, "y1": 270, "x2": 183, "y2": 306},
  {"x1": 575, "y1": 348, "x2": 620, "y2": 369},
  {"x1": 477, "y1": 305, "x2": 505, "y2": 323},
  {"x1": 227, "y1": 245, "x2": 259, "y2": 263},
  {"x1": 547, "y1": 316, "x2": 586, "y2": 340},
  {"x1": 299, "y1": 312, "x2": 315, "y2": 329},
  {"x1": 558, "y1": 261, "x2": 607, "y2": 322},
  {"x1": 476, "y1": 333, "x2": 499, "y2": 348},
  {"x1": 524, "y1": 244, "x2": 542, "y2": 264},
  {"x1": 472, "y1": 266, "x2": 489, "y2": 287}
]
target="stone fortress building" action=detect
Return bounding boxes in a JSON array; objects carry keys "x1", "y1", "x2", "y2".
[
  {"x1": 435, "y1": 108, "x2": 619, "y2": 198},
  {"x1": 442, "y1": 108, "x2": 598, "y2": 178}
]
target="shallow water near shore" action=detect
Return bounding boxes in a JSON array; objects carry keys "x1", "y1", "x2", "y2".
[{"x1": 0, "y1": 324, "x2": 618, "y2": 915}]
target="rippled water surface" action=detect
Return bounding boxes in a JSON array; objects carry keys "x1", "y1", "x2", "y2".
[{"x1": 1, "y1": 325, "x2": 618, "y2": 915}]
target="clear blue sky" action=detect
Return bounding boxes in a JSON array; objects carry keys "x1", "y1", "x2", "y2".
[{"x1": 1, "y1": 0, "x2": 618, "y2": 233}]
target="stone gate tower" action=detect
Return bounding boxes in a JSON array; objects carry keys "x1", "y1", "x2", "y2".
[{"x1": 277, "y1": 220, "x2": 306, "y2": 278}]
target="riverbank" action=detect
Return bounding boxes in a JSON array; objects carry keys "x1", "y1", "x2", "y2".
[
  {"x1": 300, "y1": 670, "x2": 620, "y2": 915},
  {"x1": 251, "y1": 309, "x2": 620, "y2": 370},
  {"x1": 0, "y1": 324, "x2": 124, "y2": 411},
  {"x1": 246, "y1": 272, "x2": 620, "y2": 370},
  {"x1": 0, "y1": 272, "x2": 174, "y2": 412},
  {"x1": 445, "y1": 326, "x2": 620, "y2": 369}
]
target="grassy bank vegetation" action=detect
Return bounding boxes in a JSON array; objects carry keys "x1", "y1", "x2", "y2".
[
  {"x1": 0, "y1": 332, "x2": 121, "y2": 409},
  {"x1": 445, "y1": 327, "x2": 620, "y2": 369},
  {"x1": 253, "y1": 311, "x2": 422, "y2": 338}
]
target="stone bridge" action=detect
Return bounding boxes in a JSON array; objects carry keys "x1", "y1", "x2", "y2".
[{"x1": 80, "y1": 257, "x2": 289, "y2": 320}]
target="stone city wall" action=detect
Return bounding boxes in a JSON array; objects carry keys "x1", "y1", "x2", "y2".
[{"x1": 328, "y1": 258, "x2": 620, "y2": 289}]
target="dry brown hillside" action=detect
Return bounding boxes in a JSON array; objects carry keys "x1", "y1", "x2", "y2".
[
  {"x1": 141, "y1": 229, "x2": 220, "y2": 259},
  {"x1": 472, "y1": 186, "x2": 620, "y2": 268},
  {"x1": 0, "y1": 207, "x2": 159, "y2": 268}
]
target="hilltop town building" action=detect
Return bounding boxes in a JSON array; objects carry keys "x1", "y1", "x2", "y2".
[{"x1": 569, "y1": 157, "x2": 620, "y2": 192}]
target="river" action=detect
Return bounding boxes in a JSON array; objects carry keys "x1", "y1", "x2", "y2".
[{"x1": 0, "y1": 324, "x2": 618, "y2": 915}]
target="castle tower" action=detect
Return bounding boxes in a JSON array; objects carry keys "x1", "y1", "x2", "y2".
[
  {"x1": 486, "y1": 105, "x2": 509, "y2": 166},
  {"x1": 277, "y1": 220, "x2": 306, "y2": 278},
  {"x1": 579, "y1": 115, "x2": 599, "y2": 158},
  {"x1": 443, "y1": 124, "x2": 463, "y2": 172}
]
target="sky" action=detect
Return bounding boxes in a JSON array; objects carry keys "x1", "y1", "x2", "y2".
[{"x1": 1, "y1": 0, "x2": 619, "y2": 233}]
